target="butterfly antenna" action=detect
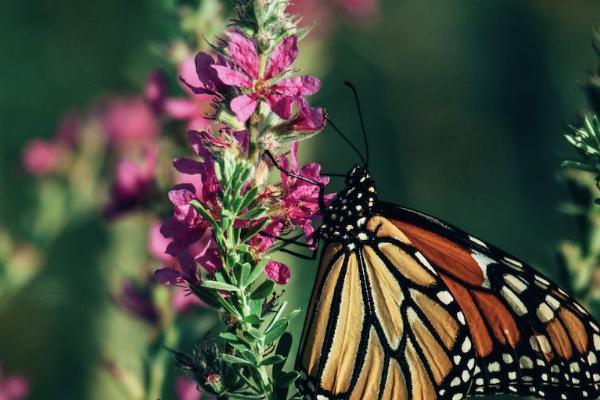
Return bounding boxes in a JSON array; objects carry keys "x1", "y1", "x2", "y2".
[
  {"x1": 343, "y1": 81, "x2": 370, "y2": 167},
  {"x1": 325, "y1": 116, "x2": 368, "y2": 166}
]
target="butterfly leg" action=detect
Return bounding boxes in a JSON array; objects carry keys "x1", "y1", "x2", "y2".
[
  {"x1": 262, "y1": 150, "x2": 328, "y2": 211},
  {"x1": 261, "y1": 231, "x2": 321, "y2": 260}
]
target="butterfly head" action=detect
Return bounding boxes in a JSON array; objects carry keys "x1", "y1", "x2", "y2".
[{"x1": 319, "y1": 165, "x2": 378, "y2": 241}]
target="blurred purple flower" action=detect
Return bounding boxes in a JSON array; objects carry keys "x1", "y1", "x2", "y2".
[
  {"x1": 210, "y1": 33, "x2": 321, "y2": 123},
  {"x1": 101, "y1": 97, "x2": 159, "y2": 148},
  {"x1": 264, "y1": 260, "x2": 290, "y2": 284},
  {"x1": 0, "y1": 366, "x2": 28, "y2": 400},
  {"x1": 104, "y1": 146, "x2": 157, "y2": 218},
  {"x1": 116, "y1": 279, "x2": 159, "y2": 324},
  {"x1": 176, "y1": 376, "x2": 202, "y2": 400},
  {"x1": 21, "y1": 139, "x2": 61, "y2": 176}
]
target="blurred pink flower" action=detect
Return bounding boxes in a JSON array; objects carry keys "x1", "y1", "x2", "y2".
[
  {"x1": 145, "y1": 69, "x2": 168, "y2": 113},
  {"x1": 54, "y1": 111, "x2": 81, "y2": 146},
  {"x1": 101, "y1": 97, "x2": 159, "y2": 148},
  {"x1": 116, "y1": 279, "x2": 159, "y2": 324},
  {"x1": 104, "y1": 146, "x2": 157, "y2": 218},
  {"x1": 21, "y1": 139, "x2": 61, "y2": 176},
  {"x1": 211, "y1": 33, "x2": 321, "y2": 122},
  {"x1": 335, "y1": 0, "x2": 378, "y2": 17},
  {"x1": 172, "y1": 286, "x2": 203, "y2": 313},
  {"x1": 0, "y1": 366, "x2": 28, "y2": 400},
  {"x1": 164, "y1": 58, "x2": 214, "y2": 131},
  {"x1": 176, "y1": 376, "x2": 202, "y2": 400},
  {"x1": 148, "y1": 221, "x2": 177, "y2": 266},
  {"x1": 264, "y1": 260, "x2": 290, "y2": 284}
]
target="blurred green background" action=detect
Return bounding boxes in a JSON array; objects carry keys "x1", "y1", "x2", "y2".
[{"x1": 2, "y1": 0, "x2": 600, "y2": 398}]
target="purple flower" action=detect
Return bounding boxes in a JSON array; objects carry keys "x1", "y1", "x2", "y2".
[
  {"x1": 264, "y1": 260, "x2": 291, "y2": 284},
  {"x1": 176, "y1": 376, "x2": 203, "y2": 400},
  {"x1": 145, "y1": 69, "x2": 168, "y2": 113},
  {"x1": 21, "y1": 139, "x2": 62, "y2": 176},
  {"x1": 211, "y1": 33, "x2": 321, "y2": 123},
  {"x1": 116, "y1": 279, "x2": 159, "y2": 324},
  {"x1": 104, "y1": 146, "x2": 157, "y2": 218},
  {"x1": 0, "y1": 366, "x2": 28, "y2": 400}
]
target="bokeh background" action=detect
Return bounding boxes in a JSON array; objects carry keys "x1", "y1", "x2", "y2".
[{"x1": 2, "y1": 0, "x2": 600, "y2": 398}]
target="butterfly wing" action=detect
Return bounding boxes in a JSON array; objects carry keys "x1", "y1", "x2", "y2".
[
  {"x1": 297, "y1": 217, "x2": 476, "y2": 400},
  {"x1": 378, "y1": 201, "x2": 600, "y2": 399}
]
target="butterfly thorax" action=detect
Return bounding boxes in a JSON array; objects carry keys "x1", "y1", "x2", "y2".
[{"x1": 319, "y1": 165, "x2": 378, "y2": 242}]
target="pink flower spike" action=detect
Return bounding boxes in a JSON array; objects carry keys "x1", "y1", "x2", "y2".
[
  {"x1": 145, "y1": 69, "x2": 168, "y2": 112},
  {"x1": 266, "y1": 35, "x2": 299, "y2": 78},
  {"x1": 101, "y1": 97, "x2": 159, "y2": 148},
  {"x1": 227, "y1": 32, "x2": 259, "y2": 79},
  {"x1": 264, "y1": 260, "x2": 291, "y2": 284},
  {"x1": 231, "y1": 95, "x2": 259, "y2": 123},
  {"x1": 154, "y1": 268, "x2": 184, "y2": 286}
]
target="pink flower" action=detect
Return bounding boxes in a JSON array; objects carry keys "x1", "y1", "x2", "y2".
[
  {"x1": 0, "y1": 366, "x2": 28, "y2": 400},
  {"x1": 176, "y1": 376, "x2": 202, "y2": 400},
  {"x1": 116, "y1": 279, "x2": 159, "y2": 324},
  {"x1": 101, "y1": 97, "x2": 159, "y2": 148},
  {"x1": 264, "y1": 260, "x2": 291, "y2": 284},
  {"x1": 54, "y1": 111, "x2": 81, "y2": 146},
  {"x1": 211, "y1": 33, "x2": 321, "y2": 122},
  {"x1": 148, "y1": 221, "x2": 177, "y2": 266},
  {"x1": 275, "y1": 142, "x2": 332, "y2": 245},
  {"x1": 104, "y1": 146, "x2": 157, "y2": 218},
  {"x1": 165, "y1": 58, "x2": 214, "y2": 130},
  {"x1": 275, "y1": 99, "x2": 326, "y2": 136},
  {"x1": 21, "y1": 139, "x2": 61, "y2": 176}
]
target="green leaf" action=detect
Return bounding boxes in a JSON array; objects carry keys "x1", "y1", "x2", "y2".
[
  {"x1": 220, "y1": 353, "x2": 254, "y2": 366},
  {"x1": 240, "y1": 263, "x2": 252, "y2": 286},
  {"x1": 264, "y1": 319, "x2": 288, "y2": 345},
  {"x1": 242, "y1": 314, "x2": 261, "y2": 325},
  {"x1": 247, "y1": 258, "x2": 269, "y2": 284},
  {"x1": 561, "y1": 160, "x2": 597, "y2": 172},
  {"x1": 246, "y1": 327, "x2": 263, "y2": 340},
  {"x1": 274, "y1": 333, "x2": 293, "y2": 377},
  {"x1": 236, "y1": 186, "x2": 260, "y2": 213},
  {"x1": 227, "y1": 393, "x2": 265, "y2": 400},
  {"x1": 242, "y1": 218, "x2": 271, "y2": 243},
  {"x1": 260, "y1": 355, "x2": 285, "y2": 366},
  {"x1": 238, "y1": 207, "x2": 268, "y2": 220},
  {"x1": 219, "y1": 332, "x2": 239, "y2": 342},
  {"x1": 250, "y1": 280, "x2": 274, "y2": 300},
  {"x1": 266, "y1": 301, "x2": 287, "y2": 332},
  {"x1": 228, "y1": 341, "x2": 251, "y2": 352},
  {"x1": 202, "y1": 280, "x2": 240, "y2": 292},
  {"x1": 189, "y1": 286, "x2": 220, "y2": 308},
  {"x1": 249, "y1": 298, "x2": 263, "y2": 316},
  {"x1": 240, "y1": 349, "x2": 259, "y2": 365},
  {"x1": 275, "y1": 371, "x2": 300, "y2": 388}
]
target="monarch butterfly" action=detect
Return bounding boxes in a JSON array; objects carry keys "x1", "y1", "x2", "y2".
[{"x1": 267, "y1": 84, "x2": 600, "y2": 400}]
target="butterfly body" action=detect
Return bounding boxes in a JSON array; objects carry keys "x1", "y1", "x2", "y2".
[{"x1": 296, "y1": 165, "x2": 600, "y2": 400}]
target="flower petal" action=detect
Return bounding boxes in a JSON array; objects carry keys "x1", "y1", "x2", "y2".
[
  {"x1": 154, "y1": 268, "x2": 184, "y2": 285},
  {"x1": 274, "y1": 76, "x2": 322, "y2": 96},
  {"x1": 264, "y1": 261, "x2": 291, "y2": 284},
  {"x1": 211, "y1": 65, "x2": 253, "y2": 88},
  {"x1": 227, "y1": 32, "x2": 259, "y2": 79},
  {"x1": 267, "y1": 95, "x2": 295, "y2": 120},
  {"x1": 266, "y1": 35, "x2": 299, "y2": 78},
  {"x1": 164, "y1": 98, "x2": 199, "y2": 119},
  {"x1": 230, "y1": 95, "x2": 259, "y2": 123}
]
